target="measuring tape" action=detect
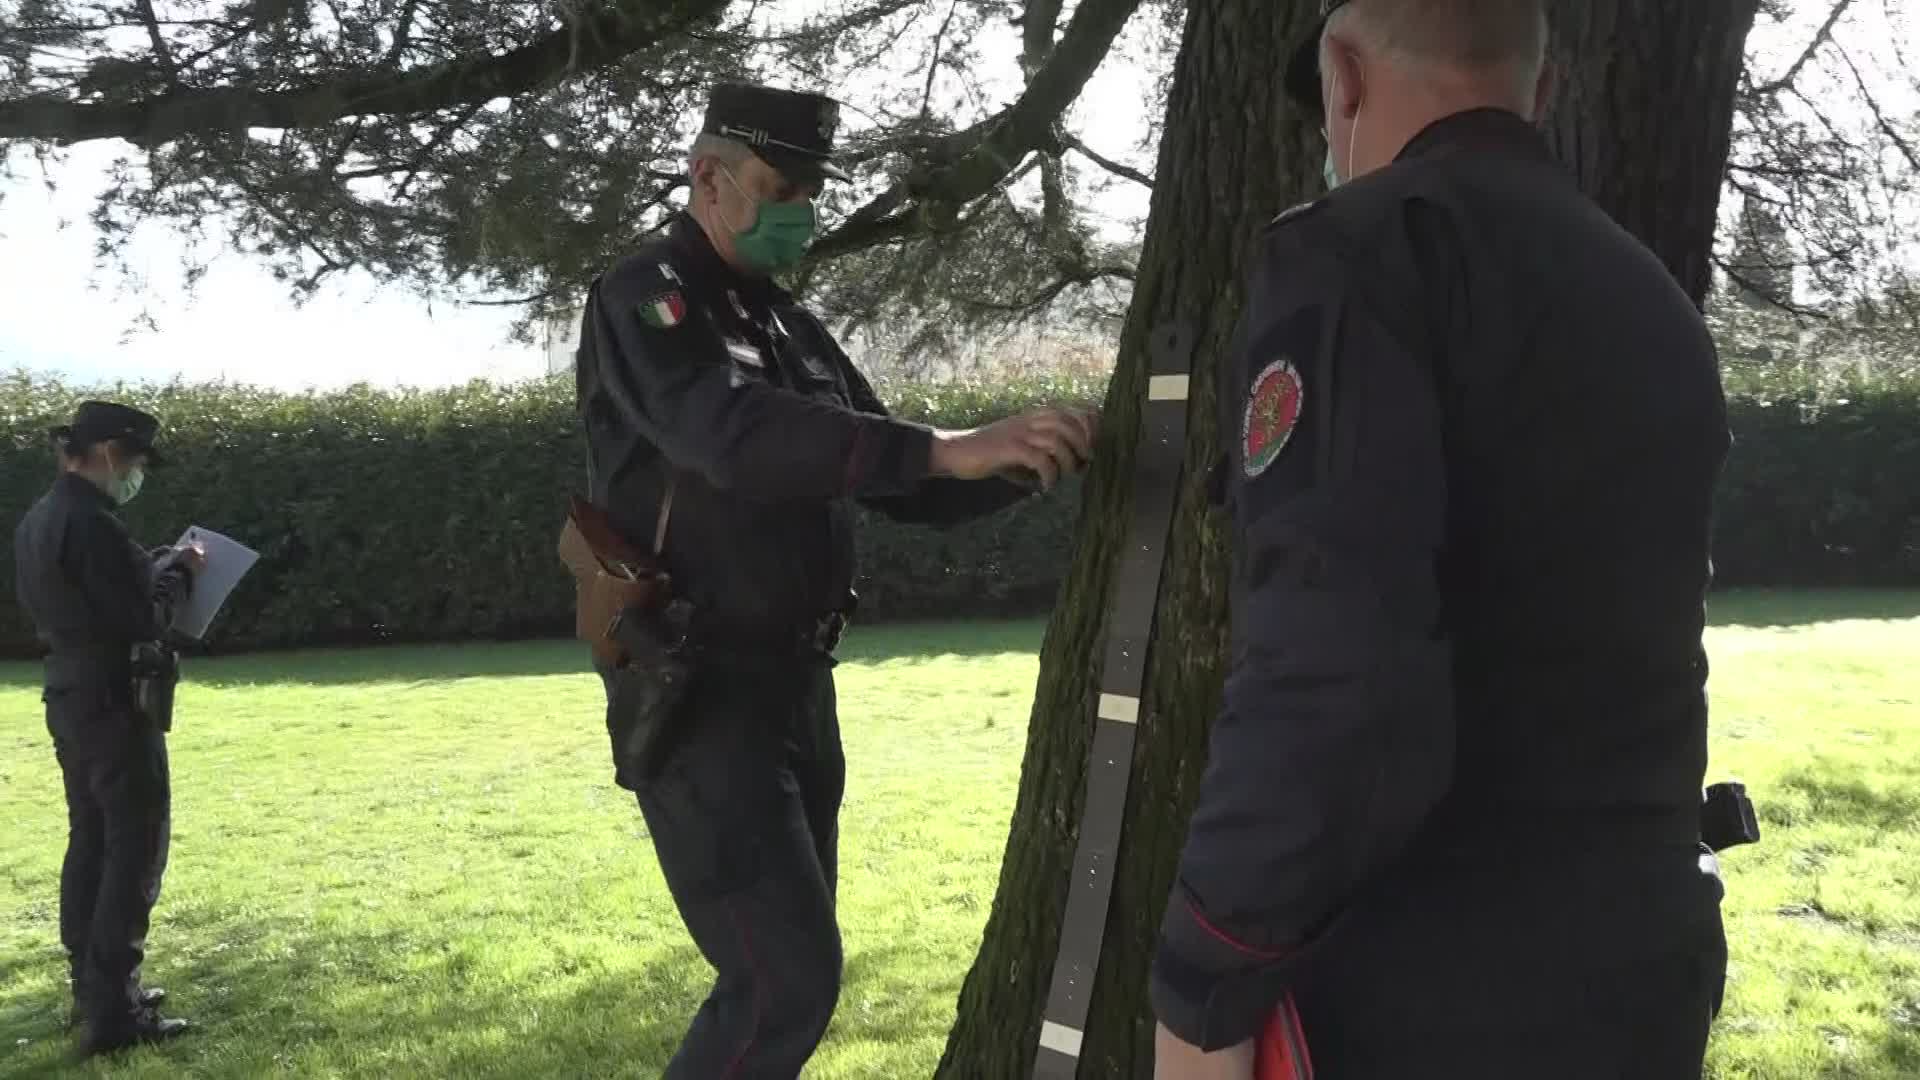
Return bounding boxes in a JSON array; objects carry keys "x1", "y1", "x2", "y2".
[{"x1": 1032, "y1": 321, "x2": 1196, "y2": 1078}]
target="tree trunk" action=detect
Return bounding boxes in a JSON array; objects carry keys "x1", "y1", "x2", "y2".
[
  {"x1": 1545, "y1": 0, "x2": 1761, "y2": 307},
  {"x1": 936, "y1": 2, "x2": 1761, "y2": 1076},
  {"x1": 933, "y1": 0, "x2": 1323, "y2": 1072}
]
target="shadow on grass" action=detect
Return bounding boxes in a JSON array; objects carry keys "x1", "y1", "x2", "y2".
[
  {"x1": 1811, "y1": 1025, "x2": 1920, "y2": 1080},
  {"x1": 1772, "y1": 757, "x2": 1920, "y2": 834},
  {"x1": 1709, "y1": 588, "x2": 1920, "y2": 630},
  {"x1": 0, "y1": 914, "x2": 956, "y2": 1080},
  {"x1": 1709, "y1": 1020, "x2": 1920, "y2": 1080},
  {"x1": 0, "y1": 938, "x2": 697, "y2": 1079},
  {"x1": 0, "y1": 619, "x2": 1048, "y2": 693}
]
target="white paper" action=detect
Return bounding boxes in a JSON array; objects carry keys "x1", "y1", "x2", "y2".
[{"x1": 169, "y1": 526, "x2": 260, "y2": 640}]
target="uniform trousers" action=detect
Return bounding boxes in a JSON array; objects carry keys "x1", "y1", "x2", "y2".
[
  {"x1": 1291, "y1": 840, "x2": 1727, "y2": 1079},
  {"x1": 606, "y1": 656, "x2": 845, "y2": 1079},
  {"x1": 44, "y1": 682, "x2": 172, "y2": 1035}
]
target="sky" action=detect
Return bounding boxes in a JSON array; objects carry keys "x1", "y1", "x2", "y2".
[
  {"x1": 0, "y1": 0, "x2": 1900, "y2": 395},
  {"x1": 0, "y1": 142, "x2": 552, "y2": 391},
  {"x1": 0, "y1": 0, "x2": 1156, "y2": 393}
]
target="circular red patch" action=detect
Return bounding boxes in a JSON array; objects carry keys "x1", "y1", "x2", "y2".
[{"x1": 1242, "y1": 359, "x2": 1304, "y2": 478}]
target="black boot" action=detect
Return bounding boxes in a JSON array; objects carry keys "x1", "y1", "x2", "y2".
[
  {"x1": 77, "y1": 1010, "x2": 192, "y2": 1059},
  {"x1": 69, "y1": 986, "x2": 165, "y2": 1030}
]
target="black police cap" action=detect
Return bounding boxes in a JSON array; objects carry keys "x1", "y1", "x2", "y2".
[
  {"x1": 1285, "y1": 0, "x2": 1352, "y2": 113},
  {"x1": 701, "y1": 82, "x2": 849, "y2": 184},
  {"x1": 50, "y1": 400, "x2": 166, "y2": 465}
]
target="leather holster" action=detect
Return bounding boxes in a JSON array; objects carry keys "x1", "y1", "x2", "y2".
[{"x1": 557, "y1": 495, "x2": 672, "y2": 669}]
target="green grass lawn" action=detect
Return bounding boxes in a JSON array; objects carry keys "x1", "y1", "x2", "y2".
[{"x1": 0, "y1": 591, "x2": 1915, "y2": 1078}]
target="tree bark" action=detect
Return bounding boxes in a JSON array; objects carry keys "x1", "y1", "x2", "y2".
[
  {"x1": 933, "y1": 0, "x2": 1323, "y2": 1074},
  {"x1": 1545, "y1": 0, "x2": 1762, "y2": 307},
  {"x1": 937, "y1": 1, "x2": 1762, "y2": 1076}
]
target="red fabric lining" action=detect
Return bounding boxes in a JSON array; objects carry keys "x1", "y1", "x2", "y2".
[
  {"x1": 1255, "y1": 996, "x2": 1315, "y2": 1080},
  {"x1": 1285, "y1": 994, "x2": 1315, "y2": 1079}
]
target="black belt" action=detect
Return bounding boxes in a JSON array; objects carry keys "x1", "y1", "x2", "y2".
[
  {"x1": 1032, "y1": 322, "x2": 1195, "y2": 1077},
  {"x1": 43, "y1": 644, "x2": 133, "y2": 684},
  {"x1": 1408, "y1": 803, "x2": 1703, "y2": 864},
  {"x1": 690, "y1": 609, "x2": 852, "y2": 660}
]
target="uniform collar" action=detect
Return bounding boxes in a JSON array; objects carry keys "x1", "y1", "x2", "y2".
[
  {"x1": 1397, "y1": 107, "x2": 1554, "y2": 165},
  {"x1": 56, "y1": 470, "x2": 115, "y2": 509},
  {"x1": 668, "y1": 211, "x2": 789, "y2": 307}
]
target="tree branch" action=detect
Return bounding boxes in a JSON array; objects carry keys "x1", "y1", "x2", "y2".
[
  {"x1": 687, "y1": 0, "x2": 927, "y2": 46},
  {"x1": 461, "y1": 285, "x2": 569, "y2": 307},
  {"x1": 1727, "y1": 159, "x2": 1855, "y2": 184},
  {"x1": 1756, "y1": 0, "x2": 1855, "y2": 94},
  {"x1": 132, "y1": 0, "x2": 181, "y2": 81},
  {"x1": 1019, "y1": 0, "x2": 1072, "y2": 243},
  {"x1": 1713, "y1": 256, "x2": 1830, "y2": 319},
  {"x1": 959, "y1": 262, "x2": 1134, "y2": 316},
  {"x1": 1781, "y1": 83, "x2": 1860, "y2": 149},
  {"x1": 616, "y1": 175, "x2": 692, "y2": 239},
  {"x1": 393, "y1": 101, "x2": 485, "y2": 198},
  {"x1": 1057, "y1": 131, "x2": 1152, "y2": 188},
  {"x1": 1020, "y1": 0, "x2": 1065, "y2": 77},
  {"x1": 173, "y1": 17, "x2": 262, "y2": 73},
  {"x1": 382, "y1": 0, "x2": 421, "y2": 69},
  {"x1": 806, "y1": 0, "x2": 1144, "y2": 263},
  {"x1": 320, "y1": 116, "x2": 367, "y2": 177},
  {"x1": 920, "y1": 0, "x2": 959, "y2": 118},
  {"x1": 225, "y1": 170, "x2": 346, "y2": 291},
  {"x1": 0, "y1": 0, "x2": 730, "y2": 145},
  {"x1": 1833, "y1": 44, "x2": 1920, "y2": 172},
  {"x1": 21, "y1": 16, "x2": 241, "y2": 32}
]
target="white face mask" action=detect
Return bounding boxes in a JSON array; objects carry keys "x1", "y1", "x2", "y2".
[
  {"x1": 1322, "y1": 66, "x2": 1364, "y2": 190},
  {"x1": 115, "y1": 464, "x2": 146, "y2": 506},
  {"x1": 102, "y1": 447, "x2": 145, "y2": 506}
]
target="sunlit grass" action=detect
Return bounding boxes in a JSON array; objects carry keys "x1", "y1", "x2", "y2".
[{"x1": 0, "y1": 593, "x2": 1913, "y2": 1078}]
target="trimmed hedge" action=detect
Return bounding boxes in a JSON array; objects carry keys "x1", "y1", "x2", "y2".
[
  {"x1": 1, "y1": 365, "x2": 1913, "y2": 657},
  {"x1": 0, "y1": 371, "x2": 1102, "y2": 657},
  {"x1": 1712, "y1": 368, "x2": 1920, "y2": 588}
]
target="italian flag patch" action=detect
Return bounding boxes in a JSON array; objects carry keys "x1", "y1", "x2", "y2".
[{"x1": 639, "y1": 291, "x2": 687, "y2": 329}]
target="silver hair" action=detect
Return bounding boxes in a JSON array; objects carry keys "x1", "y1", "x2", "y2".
[
  {"x1": 1333, "y1": 0, "x2": 1549, "y2": 90},
  {"x1": 688, "y1": 133, "x2": 755, "y2": 176}
]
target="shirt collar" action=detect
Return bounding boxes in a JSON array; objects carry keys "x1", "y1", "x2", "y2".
[{"x1": 1396, "y1": 107, "x2": 1555, "y2": 166}]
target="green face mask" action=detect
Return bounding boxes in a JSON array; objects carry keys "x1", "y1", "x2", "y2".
[{"x1": 721, "y1": 166, "x2": 816, "y2": 274}]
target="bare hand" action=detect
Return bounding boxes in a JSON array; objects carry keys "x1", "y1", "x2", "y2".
[
  {"x1": 1154, "y1": 1024, "x2": 1255, "y2": 1080},
  {"x1": 930, "y1": 405, "x2": 1099, "y2": 491},
  {"x1": 177, "y1": 542, "x2": 208, "y2": 575}
]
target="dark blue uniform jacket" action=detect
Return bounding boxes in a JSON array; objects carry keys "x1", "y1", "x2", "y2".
[
  {"x1": 1151, "y1": 108, "x2": 1731, "y2": 1048},
  {"x1": 15, "y1": 473, "x2": 192, "y2": 691},
  {"x1": 574, "y1": 213, "x2": 1028, "y2": 644}
]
